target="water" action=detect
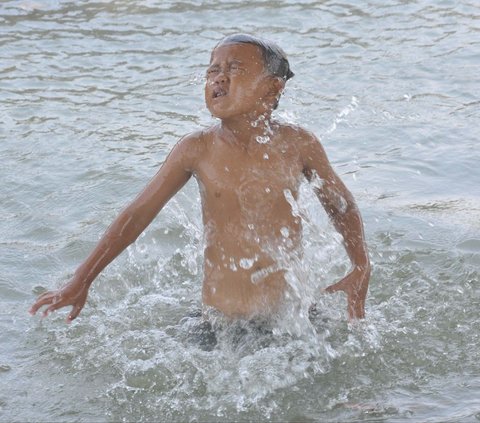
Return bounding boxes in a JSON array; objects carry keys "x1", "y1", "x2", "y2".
[{"x1": 1, "y1": 0, "x2": 479, "y2": 421}]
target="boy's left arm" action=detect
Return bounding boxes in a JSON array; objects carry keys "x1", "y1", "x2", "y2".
[{"x1": 300, "y1": 130, "x2": 371, "y2": 319}]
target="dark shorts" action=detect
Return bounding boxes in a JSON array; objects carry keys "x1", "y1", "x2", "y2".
[
  {"x1": 179, "y1": 305, "x2": 327, "y2": 352},
  {"x1": 180, "y1": 309, "x2": 274, "y2": 352}
]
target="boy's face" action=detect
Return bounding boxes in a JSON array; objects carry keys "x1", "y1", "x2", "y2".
[{"x1": 205, "y1": 43, "x2": 279, "y2": 120}]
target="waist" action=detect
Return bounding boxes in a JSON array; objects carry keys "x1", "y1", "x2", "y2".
[
  {"x1": 202, "y1": 265, "x2": 287, "y2": 320},
  {"x1": 203, "y1": 238, "x2": 302, "y2": 271}
]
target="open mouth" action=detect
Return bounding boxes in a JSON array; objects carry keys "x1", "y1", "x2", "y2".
[{"x1": 213, "y1": 88, "x2": 227, "y2": 98}]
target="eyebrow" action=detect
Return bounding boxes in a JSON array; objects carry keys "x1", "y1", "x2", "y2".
[{"x1": 209, "y1": 57, "x2": 244, "y2": 66}]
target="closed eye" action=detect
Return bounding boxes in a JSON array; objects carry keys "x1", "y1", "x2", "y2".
[
  {"x1": 206, "y1": 63, "x2": 246, "y2": 78},
  {"x1": 228, "y1": 62, "x2": 246, "y2": 74},
  {"x1": 207, "y1": 67, "x2": 220, "y2": 76}
]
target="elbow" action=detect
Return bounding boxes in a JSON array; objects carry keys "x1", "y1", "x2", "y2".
[{"x1": 355, "y1": 255, "x2": 371, "y2": 272}]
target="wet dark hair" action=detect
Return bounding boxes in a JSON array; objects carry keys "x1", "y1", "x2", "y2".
[{"x1": 215, "y1": 33, "x2": 294, "y2": 81}]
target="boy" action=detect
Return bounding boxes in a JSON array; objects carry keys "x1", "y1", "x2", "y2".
[{"x1": 30, "y1": 34, "x2": 370, "y2": 323}]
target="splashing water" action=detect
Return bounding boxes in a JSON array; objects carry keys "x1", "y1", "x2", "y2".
[
  {"x1": 324, "y1": 96, "x2": 359, "y2": 137},
  {"x1": 81, "y1": 178, "x2": 355, "y2": 421}
]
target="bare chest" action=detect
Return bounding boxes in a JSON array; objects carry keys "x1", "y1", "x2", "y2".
[{"x1": 194, "y1": 140, "x2": 303, "y2": 216}]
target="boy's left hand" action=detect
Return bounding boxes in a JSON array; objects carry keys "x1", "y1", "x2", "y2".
[{"x1": 324, "y1": 264, "x2": 370, "y2": 320}]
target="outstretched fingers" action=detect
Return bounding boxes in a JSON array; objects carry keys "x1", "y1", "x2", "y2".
[
  {"x1": 29, "y1": 291, "x2": 57, "y2": 315},
  {"x1": 29, "y1": 280, "x2": 89, "y2": 322},
  {"x1": 29, "y1": 291, "x2": 73, "y2": 318},
  {"x1": 43, "y1": 296, "x2": 68, "y2": 317},
  {"x1": 323, "y1": 278, "x2": 348, "y2": 295},
  {"x1": 324, "y1": 271, "x2": 368, "y2": 320}
]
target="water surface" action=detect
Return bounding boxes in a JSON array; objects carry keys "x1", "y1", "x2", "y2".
[{"x1": 1, "y1": 0, "x2": 479, "y2": 421}]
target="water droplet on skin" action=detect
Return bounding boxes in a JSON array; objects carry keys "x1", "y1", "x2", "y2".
[
  {"x1": 256, "y1": 135, "x2": 270, "y2": 144},
  {"x1": 263, "y1": 153, "x2": 269, "y2": 160},
  {"x1": 283, "y1": 189, "x2": 301, "y2": 217},
  {"x1": 247, "y1": 224, "x2": 255, "y2": 230},
  {"x1": 251, "y1": 114, "x2": 266, "y2": 128},
  {"x1": 326, "y1": 189, "x2": 348, "y2": 214},
  {"x1": 250, "y1": 263, "x2": 280, "y2": 284},
  {"x1": 265, "y1": 187, "x2": 271, "y2": 193},
  {"x1": 225, "y1": 166, "x2": 230, "y2": 172},
  {"x1": 239, "y1": 257, "x2": 256, "y2": 270},
  {"x1": 280, "y1": 227, "x2": 290, "y2": 238},
  {"x1": 309, "y1": 171, "x2": 324, "y2": 191},
  {"x1": 229, "y1": 257, "x2": 237, "y2": 272}
]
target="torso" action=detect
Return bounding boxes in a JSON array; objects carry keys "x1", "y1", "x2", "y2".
[{"x1": 192, "y1": 124, "x2": 306, "y2": 319}]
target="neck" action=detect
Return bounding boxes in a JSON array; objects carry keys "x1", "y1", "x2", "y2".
[{"x1": 219, "y1": 112, "x2": 275, "y2": 146}]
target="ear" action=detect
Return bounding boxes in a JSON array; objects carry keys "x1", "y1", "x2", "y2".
[
  {"x1": 268, "y1": 76, "x2": 285, "y2": 96},
  {"x1": 265, "y1": 76, "x2": 285, "y2": 105}
]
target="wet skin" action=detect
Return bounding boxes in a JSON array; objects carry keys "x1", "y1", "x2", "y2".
[{"x1": 30, "y1": 43, "x2": 370, "y2": 321}]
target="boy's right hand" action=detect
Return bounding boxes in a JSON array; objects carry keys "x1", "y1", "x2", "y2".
[{"x1": 29, "y1": 277, "x2": 89, "y2": 322}]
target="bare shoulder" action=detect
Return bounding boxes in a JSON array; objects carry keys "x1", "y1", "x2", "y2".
[
  {"x1": 166, "y1": 129, "x2": 210, "y2": 171},
  {"x1": 277, "y1": 124, "x2": 334, "y2": 181},
  {"x1": 276, "y1": 123, "x2": 317, "y2": 145},
  {"x1": 277, "y1": 123, "x2": 326, "y2": 158},
  {"x1": 176, "y1": 129, "x2": 206, "y2": 152}
]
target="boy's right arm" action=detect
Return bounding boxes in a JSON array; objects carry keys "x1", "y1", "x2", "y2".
[{"x1": 29, "y1": 132, "x2": 203, "y2": 322}]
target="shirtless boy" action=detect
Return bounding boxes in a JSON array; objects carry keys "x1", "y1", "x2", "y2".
[{"x1": 30, "y1": 34, "x2": 370, "y2": 323}]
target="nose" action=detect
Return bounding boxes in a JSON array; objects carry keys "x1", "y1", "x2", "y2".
[{"x1": 213, "y1": 69, "x2": 228, "y2": 84}]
